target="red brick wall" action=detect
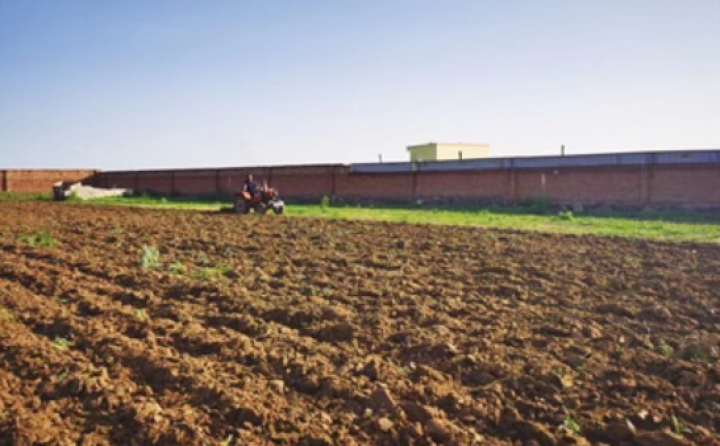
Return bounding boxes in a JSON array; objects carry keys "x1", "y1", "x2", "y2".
[
  {"x1": 649, "y1": 165, "x2": 720, "y2": 208},
  {"x1": 515, "y1": 166, "x2": 644, "y2": 205},
  {"x1": 136, "y1": 172, "x2": 174, "y2": 195},
  {"x1": 97, "y1": 166, "x2": 345, "y2": 198},
  {"x1": 85, "y1": 162, "x2": 720, "y2": 209},
  {"x1": 269, "y1": 166, "x2": 339, "y2": 197},
  {"x1": 1, "y1": 170, "x2": 98, "y2": 193},
  {"x1": 100, "y1": 172, "x2": 136, "y2": 190},
  {"x1": 335, "y1": 173, "x2": 414, "y2": 198},
  {"x1": 168, "y1": 170, "x2": 214, "y2": 196},
  {"x1": 415, "y1": 170, "x2": 511, "y2": 200}
]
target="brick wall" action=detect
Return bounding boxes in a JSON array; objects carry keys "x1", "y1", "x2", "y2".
[
  {"x1": 515, "y1": 166, "x2": 645, "y2": 206},
  {"x1": 649, "y1": 165, "x2": 720, "y2": 208},
  {"x1": 8, "y1": 161, "x2": 718, "y2": 210},
  {"x1": 335, "y1": 173, "x2": 415, "y2": 199},
  {"x1": 90, "y1": 162, "x2": 720, "y2": 209},
  {"x1": 1, "y1": 170, "x2": 98, "y2": 193},
  {"x1": 415, "y1": 170, "x2": 511, "y2": 201},
  {"x1": 268, "y1": 166, "x2": 341, "y2": 199}
]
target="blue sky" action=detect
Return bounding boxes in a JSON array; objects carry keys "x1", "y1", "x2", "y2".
[{"x1": 1, "y1": 0, "x2": 718, "y2": 169}]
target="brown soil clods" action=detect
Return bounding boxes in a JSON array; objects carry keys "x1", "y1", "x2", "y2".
[{"x1": 0, "y1": 202, "x2": 718, "y2": 445}]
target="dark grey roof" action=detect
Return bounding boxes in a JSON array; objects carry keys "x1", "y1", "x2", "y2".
[{"x1": 351, "y1": 149, "x2": 720, "y2": 173}]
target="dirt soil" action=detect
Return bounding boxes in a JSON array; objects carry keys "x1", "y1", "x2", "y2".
[{"x1": 1, "y1": 202, "x2": 719, "y2": 446}]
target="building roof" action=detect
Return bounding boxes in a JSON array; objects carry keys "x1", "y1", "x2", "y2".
[{"x1": 407, "y1": 142, "x2": 489, "y2": 151}]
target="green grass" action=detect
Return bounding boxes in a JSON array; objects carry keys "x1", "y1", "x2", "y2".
[
  {"x1": 289, "y1": 204, "x2": 720, "y2": 244},
  {"x1": 6, "y1": 193, "x2": 720, "y2": 243},
  {"x1": 73, "y1": 195, "x2": 230, "y2": 210},
  {"x1": 0, "y1": 192, "x2": 53, "y2": 202}
]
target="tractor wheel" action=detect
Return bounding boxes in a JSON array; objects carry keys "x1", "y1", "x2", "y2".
[
  {"x1": 236, "y1": 200, "x2": 250, "y2": 214},
  {"x1": 254, "y1": 203, "x2": 267, "y2": 215},
  {"x1": 234, "y1": 196, "x2": 251, "y2": 214},
  {"x1": 273, "y1": 206, "x2": 284, "y2": 215}
]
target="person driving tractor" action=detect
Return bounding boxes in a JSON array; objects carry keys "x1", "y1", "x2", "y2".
[
  {"x1": 243, "y1": 174, "x2": 260, "y2": 198},
  {"x1": 234, "y1": 173, "x2": 285, "y2": 214}
]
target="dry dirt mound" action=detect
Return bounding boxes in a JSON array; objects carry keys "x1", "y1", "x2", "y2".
[{"x1": 0, "y1": 202, "x2": 719, "y2": 445}]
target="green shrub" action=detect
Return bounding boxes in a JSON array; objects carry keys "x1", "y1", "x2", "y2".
[
  {"x1": 558, "y1": 210, "x2": 574, "y2": 221},
  {"x1": 526, "y1": 195, "x2": 551, "y2": 214}
]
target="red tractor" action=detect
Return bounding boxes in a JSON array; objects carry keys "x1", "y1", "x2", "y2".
[{"x1": 233, "y1": 184, "x2": 284, "y2": 215}]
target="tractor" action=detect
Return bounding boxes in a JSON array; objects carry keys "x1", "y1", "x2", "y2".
[{"x1": 233, "y1": 183, "x2": 284, "y2": 215}]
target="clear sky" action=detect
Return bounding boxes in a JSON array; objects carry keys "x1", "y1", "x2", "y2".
[{"x1": 1, "y1": 0, "x2": 719, "y2": 169}]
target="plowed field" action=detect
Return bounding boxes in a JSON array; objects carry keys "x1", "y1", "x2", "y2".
[{"x1": 1, "y1": 202, "x2": 719, "y2": 446}]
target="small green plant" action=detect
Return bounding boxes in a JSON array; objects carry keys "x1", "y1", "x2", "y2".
[
  {"x1": 220, "y1": 434, "x2": 234, "y2": 446},
  {"x1": 132, "y1": 308, "x2": 147, "y2": 321},
  {"x1": 192, "y1": 268, "x2": 213, "y2": 280},
  {"x1": 192, "y1": 264, "x2": 233, "y2": 280},
  {"x1": 216, "y1": 264, "x2": 233, "y2": 276},
  {"x1": 0, "y1": 308, "x2": 14, "y2": 321},
  {"x1": 398, "y1": 365, "x2": 412, "y2": 376},
  {"x1": 168, "y1": 261, "x2": 185, "y2": 275},
  {"x1": 558, "y1": 210, "x2": 574, "y2": 221},
  {"x1": 140, "y1": 245, "x2": 161, "y2": 269},
  {"x1": 320, "y1": 196, "x2": 331, "y2": 212},
  {"x1": 17, "y1": 231, "x2": 56, "y2": 248},
  {"x1": 656, "y1": 340, "x2": 674, "y2": 358},
  {"x1": 195, "y1": 251, "x2": 210, "y2": 266},
  {"x1": 37, "y1": 231, "x2": 55, "y2": 247},
  {"x1": 672, "y1": 415, "x2": 685, "y2": 436},
  {"x1": 56, "y1": 370, "x2": 70, "y2": 381},
  {"x1": 562, "y1": 416, "x2": 582, "y2": 434},
  {"x1": 53, "y1": 337, "x2": 71, "y2": 349}
]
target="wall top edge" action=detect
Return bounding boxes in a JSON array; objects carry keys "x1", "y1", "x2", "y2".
[
  {"x1": 1, "y1": 169, "x2": 100, "y2": 172},
  {"x1": 352, "y1": 149, "x2": 720, "y2": 173}
]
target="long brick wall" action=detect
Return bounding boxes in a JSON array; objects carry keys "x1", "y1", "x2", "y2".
[
  {"x1": 91, "y1": 158, "x2": 720, "y2": 210},
  {"x1": 1, "y1": 169, "x2": 98, "y2": 193},
  {"x1": 4, "y1": 152, "x2": 719, "y2": 209}
]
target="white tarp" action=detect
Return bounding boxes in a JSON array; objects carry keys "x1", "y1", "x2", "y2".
[{"x1": 54, "y1": 182, "x2": 133, "y2": 200}]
